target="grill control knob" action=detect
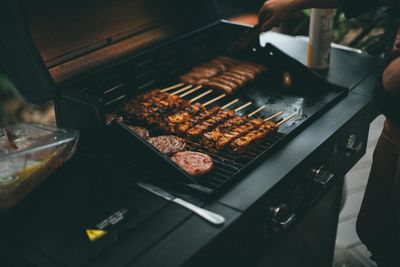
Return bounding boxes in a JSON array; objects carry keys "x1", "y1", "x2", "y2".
[
  {"x1": 268, "y1": 204, "x2": 296, "y2": 233},
  {"x1": 309, "y1": 165, "x2": 335, "y2": 188}
]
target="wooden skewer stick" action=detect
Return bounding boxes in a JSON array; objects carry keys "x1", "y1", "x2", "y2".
[
  {"x1": 264, "y1": 111, "x2": 285, "y2": 122},
  {"x1": 221, "y1": 99, "x2": 239, "y2": 110},
  {"x1": 179, "y1": 85, "x2": 203, "y2": 97},
  {"x1": 189, "y1": 90, "x2": 213, "y2": 103},
  {"x1": 161, "y1": 83, "x2": 185, "y2": 92},
  {"x1": 234, "y1": 102, "x2": 252, "y2": 113},
  {"x1": 202, "y1": 94, "x2": 226, "y2": 108},
  {"x1": 248, "y1": 105, "x2": 266, "y2": 117},
  {"x1": 170, "y1": 85, "x2": 194, "y2": 96},
  {"x1": 277, "y1": 114, "x2": 297, "y2": 127}
]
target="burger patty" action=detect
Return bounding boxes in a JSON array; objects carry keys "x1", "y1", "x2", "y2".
[
  {"x1": 148, "y1": 135, "x2": 186, "y2": 156},
  {"x1": 128, "y1": 126, "x2": 150, "y2": 139},
  {"x1": 171, "y1": 151, "x2": 214, "y2": 177}
]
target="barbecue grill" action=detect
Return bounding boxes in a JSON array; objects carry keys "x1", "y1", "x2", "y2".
[
  {"x1": 0, "y1": 0, "x2": 347, "y2": 197},
  {"x1": 0, "y1": 1, "x2": 380, "y2": 266}
]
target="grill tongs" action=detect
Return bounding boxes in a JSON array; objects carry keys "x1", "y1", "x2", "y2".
[{"x1": 138, "y1": 182, "x2": 225, "y2": 226}]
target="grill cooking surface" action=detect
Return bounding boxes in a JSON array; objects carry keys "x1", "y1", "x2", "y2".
[
  {"x1": 112, "y1": 72, "x2": 345, "y2": 196},
  {"x1": 60, "y1": 23, "x2": 348, "y2": 197}
]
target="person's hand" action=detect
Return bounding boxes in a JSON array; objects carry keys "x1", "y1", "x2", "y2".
[
  {"x1": 383, "y1": 58, "x2": 400, "y2": 92},
  {"x1": 259, "y1": 0, "x2": 301, "y2": 32}
]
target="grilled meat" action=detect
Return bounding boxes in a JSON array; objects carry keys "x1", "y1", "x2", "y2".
[
  {"x1": 148, "y1": 135, "x2": 187, "y2": 156},
  {"x1": 171, "y1": 151, "x2": 214, "y2": 177},
  {"x1": 185, "y1": 110, "x2": 235, "y2": 140},
  {"x1": 229, "y1": 121, "x2": 278, "y2": 153},
  {"x1": 213, "y1": 118, "x2": 265, "y2": 150},
  {"x1": 202, "y1": 116, "x2": 248, "y2": 148},
  {"x1": 127, "y1": 126, "x2": 150, "y2": 139},
  {"x1": 179, "y1": 56, "x2": 267, "y2": 93},
  {"x1": 160, "y1": 107, "x2": 221, "y2": 135}
]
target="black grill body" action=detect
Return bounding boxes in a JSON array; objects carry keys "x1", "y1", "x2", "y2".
[{"x1": 54, "y1": 21, "x2": 347, "y2": 196}]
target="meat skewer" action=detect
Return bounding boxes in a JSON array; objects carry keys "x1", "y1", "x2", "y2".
[
  {"x1": 125, "y1": 89, "x2": 212, "y2": 124},
  {"x1": 184, "y1": 102, "x2": 252, "y2": 140},
  {"x1": 201, "y1": 107, "x2": 268, "y2": 150},
  {"x1": 229, "y1": 121, "x2": 278, "y2": 154},
  {"x1": 211, "y1": 118, "x2": 266, "y2": 150},
  {"x1": 161, "y1": 83, "x2": 186, "y2": 93},
  {"x1": 264, "y1": 111, "x2": 285, "y2": 122},
  {"x1": 229, "y1": 114, "x2": 297, "y2": 154},
  {"x1": 185, "y1": 110, "x2": 236, "y2": 140},
  {"x1": 222, "y1": 99, "x2": 239, "y2": 109},
  {"x1": 277, "y1": 114, "x2": 297, "y2": 126},
  {"x1": 202, "y1": 94, "x2": 226, "y2": 108},
  {"x1": 170, "y1": 85, "x2": 195, "y2": 96},
  {"x1": 178, "y1": 85, "x2": 203, "y2": 97},
  {"x1": 234, "y1": 101, "x2": 252, "y2": 113},
  {"x1": 248, "y1": 105, "x2": 266, "y2": 117},
  {"x1": 159, "y1": 99, "x2": 238, "y2": 135},
  {"x1": 189, "y1": 90, "x2": 213, "y2": 103}
]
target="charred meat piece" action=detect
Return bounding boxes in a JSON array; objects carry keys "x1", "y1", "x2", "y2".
[
  {"x1": 202, "y1": 116, "x2": 248, "y2": 148},
  {"x1": 214, "y1": 118, "x2": 265, "y2": 150},
  {"x1": 169, "y1": 107, "x2": 222, "y2": 135},
  {"x1": 158, "y1": 103, "x2": 205, "y2": 134},
  {"x1": 128, "y1": 126, "x2": 150, "y2": 139},
  {"x1": 105, "y1": 112, "x2": 123, "y2": 125},
  {"x1": 229, "y1": 121, "x2": 278, "y2": 153},
  {"x1": 185, "y1": 110, "x2": 235, "y2": 140},
  {"x1": 171, "y1": 151, "x2": 214, "y2": 177},
  {"x1": 129, "y1": 93, "x2": 192, "y2": 124},
  {"x1": 148, "y1": 135, "x2": 186, "y2": 156}
]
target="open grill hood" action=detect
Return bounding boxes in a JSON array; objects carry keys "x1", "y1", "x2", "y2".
[{"x1": 0, "y1": 0, "x2": 219, "y2": 104}]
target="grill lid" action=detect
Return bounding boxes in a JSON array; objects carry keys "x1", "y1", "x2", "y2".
[{"x1": 0, "y1": 0, "x2": 220, "y2": 104}]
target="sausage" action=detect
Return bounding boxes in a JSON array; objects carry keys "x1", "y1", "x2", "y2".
[
  {"x1": 209, "y1": 77, "x2": 237, "y2": 89},
  {"x1": 216, "y1": 75, "x2": 245, "y2": 87},
  {"x1": 205, "y1": 81, "x2": 234, "y2": 94},
  {"x1": 228, "y1": 69, "x2": 255, "y2": 80}
]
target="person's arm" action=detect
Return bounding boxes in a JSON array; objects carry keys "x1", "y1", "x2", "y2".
[
  {"x1": 259, "y1": 0, "x2": 338, "y2": 32},
  {"x1": 259, "y1": 0, "x2": 391, "y2": 32},
  {"x1": 383, "y1": 58, "x2": 400, "y2": 92}
]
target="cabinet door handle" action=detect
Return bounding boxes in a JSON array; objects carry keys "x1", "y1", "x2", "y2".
[
  {"x1": 273, "y1": 214, "x2": 296, "y2": 231},
  {"x1": 343, "y1": 141, "x2": 363, "y2": 154},
  {"x1": 269, "y1": 204, "x2": 296, "y2": 232}
]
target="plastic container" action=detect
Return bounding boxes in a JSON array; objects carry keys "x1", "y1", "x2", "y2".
[{"x1": 0, "y1": 124, "x2": 79, "y2": 210}]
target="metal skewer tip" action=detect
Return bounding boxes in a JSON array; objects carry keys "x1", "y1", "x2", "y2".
[
  {"x1": 264, "y1": 111, "x2": 285, "y2": 122},
  {"x1": 277, "y1": 114, "x2": 297, "y2": 127},
  {"x1": 234, "y1": 101, "x2": 252, "y2": 113},
  {"x1": 221, "y1": 99, "x2": 240, "y2": 110},
  {"x1": 189, "y1": 90, "x2": 213, "y2": 103},
  {"x1": 161, "y1": 83, "x2": 185, "y2": 92},
  {"x1": 179, "y1": 85, "x2": 203, "y2": 97},
  {"x1": 248, "y1": 105, "x2": 266, "y2": 117},
  {"x1": 202, "y1": 94, "x2": 226, "y2": 107}
]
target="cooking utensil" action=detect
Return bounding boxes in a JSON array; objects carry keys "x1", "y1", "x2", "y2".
[
  {"x1": 137, "y1": 182, "x2": 225, "y2": 225},
  {"x1": 227, "y1": 24, "x2": 261, "y2": 54}
]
